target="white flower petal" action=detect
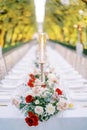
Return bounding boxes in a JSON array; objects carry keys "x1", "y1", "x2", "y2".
[
  {"x1": 57, "y1": 98, "x2": 68, "y2": 111},
  {"x1": 46, "y1": 104, "x2": 55, "y2": 115},
  {"x1": 35, "y1": 106, "x2": 43, "y2": 115}
]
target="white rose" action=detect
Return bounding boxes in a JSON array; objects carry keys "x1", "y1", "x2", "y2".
[
  {"x1": 46, "y1": 103, "x2": 55, "y2": 115},
  {"x1": 48, "y1": 73, "x2": 58, "y2": 83},
  {"x1": 32, "y1": 86, "x2": 44, "y2": 96},
  {"x1": 57, "y1": 98, "x2": 68, "y2": 111},
  {"x1": 12, "y1": 98, "x2": 20, "y2": 108},
  {"x1": 35, "y1": 106, "x2": 43, "y2": 115}
]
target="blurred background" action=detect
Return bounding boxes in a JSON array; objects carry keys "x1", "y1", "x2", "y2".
[{"x1": 0, "y1": 0, "x2": 87, "y2": 55}]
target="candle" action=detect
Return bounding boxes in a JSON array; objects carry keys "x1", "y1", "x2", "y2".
[
  {"x1": 38, "y1": 33, "x2": 46, "y2": 82},
  {"x1": 38, "y1": 33, "x2": 46, "y2": 63}
]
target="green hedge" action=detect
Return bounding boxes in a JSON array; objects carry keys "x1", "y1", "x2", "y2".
[
  {"x1": 83, "y1": 49, "x2": 87, "y2": 55},
  {"x1": 50, "y1": 39, "x2": 87, "y2": 56},
  {"x1": 2, "y1": 42, "x2": 28, "y2": 54}
]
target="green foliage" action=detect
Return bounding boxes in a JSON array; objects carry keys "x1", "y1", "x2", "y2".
[
  {"x1": 83, "y1": 49, "x2": 87, "y2": 55},
  {"x1": 0, "y1": 0, "x2": 36, "y2": 47},
  {"x1": 44, "y1": 0, "x2": 87, "y2": 51},
  {"x1": 2, "y1": 41, "x2": 29, "y2": 53},
  {"x1": 50, "y1": 39, "x2": 87, "y2": 55},
  {"x1": 50, "y1": 39, "x2": 76, "y2": 50}
]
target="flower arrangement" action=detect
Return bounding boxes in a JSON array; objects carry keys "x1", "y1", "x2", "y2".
[{"x1": 13, "y1": 71, "x2": 68, "y2": 127}]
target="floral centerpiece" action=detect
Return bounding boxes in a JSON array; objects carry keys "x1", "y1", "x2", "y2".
[{"x1": 13, "y1": 70, "x2": 68, "y2": 127}]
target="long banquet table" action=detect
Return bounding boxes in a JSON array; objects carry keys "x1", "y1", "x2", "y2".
[{"x1": 0, "y1": 42, "x2": 87, "y2": 130}]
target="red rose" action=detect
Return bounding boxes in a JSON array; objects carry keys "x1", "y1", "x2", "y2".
[
  {"x1": 27, "y1": 79, "x2": 34, "y2": 87},
  {"x1": 25, "y1": 112, "x2": 39, "y2": 126},
  {"x1": 29, "y1": 74, "x2": 36, "y2": 81},
  {"x1": 41, "y1": 84, "x2": 46, "y2": 88},
  {"x1": 56, "y1": 88, "x2": 62, "y2": 95},
  {"x1": 28, "y1": 112, "x2": 38, "y2": 126},
  {"x1": 25, "y1": 95, "x2": 34, "y2": 103},
  {"x1": 28, "y1": 111, "x2": 35, "y2": 117},
  {"x1": 25, "y1": 117, "x2": 33, "y2": 126}
]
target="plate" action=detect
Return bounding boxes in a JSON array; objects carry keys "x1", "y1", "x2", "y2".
[
  {"x1": 0, "y1": 95, "x2": 11, "y2": 101},
  {"x1": 70, "y1": 95, "x2": 87, "y2": 101},
  {"x1": 68, "y1": 83, "x2": 87, "y2": 89},
  {"x1": 0, "y1": 84, "x2": 17, "y2": 89}
]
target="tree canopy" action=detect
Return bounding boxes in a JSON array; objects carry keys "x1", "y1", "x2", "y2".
[
  {"x1": 0, "y1": 0, "x2": 36, "y2": 48},
  {"x1": 44, "y1": 0, "x2": 87, "y2": 49}
]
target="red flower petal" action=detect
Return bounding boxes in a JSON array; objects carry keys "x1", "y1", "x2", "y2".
[
  {"x1": 41, "y1": 84, "x2": 46, "y2": 88},
  {"x1": 25, "y1": 113, "x2": 39, "y2": 126},
  {"x1": 27, "y1": 79, "x2": 34, "y2": 87},
  {"x1": 56, "y1": 88, "x2": 62, "y2": 95},
  {"x1": 25, "y1": 117, "x2": 29, "y2": 123},
  {"x1": 25, "y1": 117, "x2": 34, "y2": 126},
  {"x1": 25, "y1": 95, "x2": 34, "y2": 103},
  {"x1": 28, "y1": 111, "x2": 35, "y2": 117},
  {"x1": 29, "y1": 74, "x2": 36, "y2": 81}
]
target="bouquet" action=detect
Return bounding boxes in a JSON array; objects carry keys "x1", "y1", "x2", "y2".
[{"x1": 13, "y1": 70, "x2": 68, "y2": 127}]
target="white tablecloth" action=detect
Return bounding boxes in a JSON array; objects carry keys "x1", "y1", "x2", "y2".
[
  {"x1": 0, "y1": 117, "x2": 87, "y2": 130},
  {"x1": 0, "y1": 105, "x2": 87, "y2": 130},
  {"x1": 0, "y1": 42, "x2": 87, "y2": 130}
]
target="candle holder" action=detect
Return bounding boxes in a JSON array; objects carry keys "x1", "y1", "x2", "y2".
[
  {"x1": 40, "y1": 62, "x2": 44, "y2": 82},
  {"x1": 38, "y1": 33, "x2": 46, "y2": 82}
]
